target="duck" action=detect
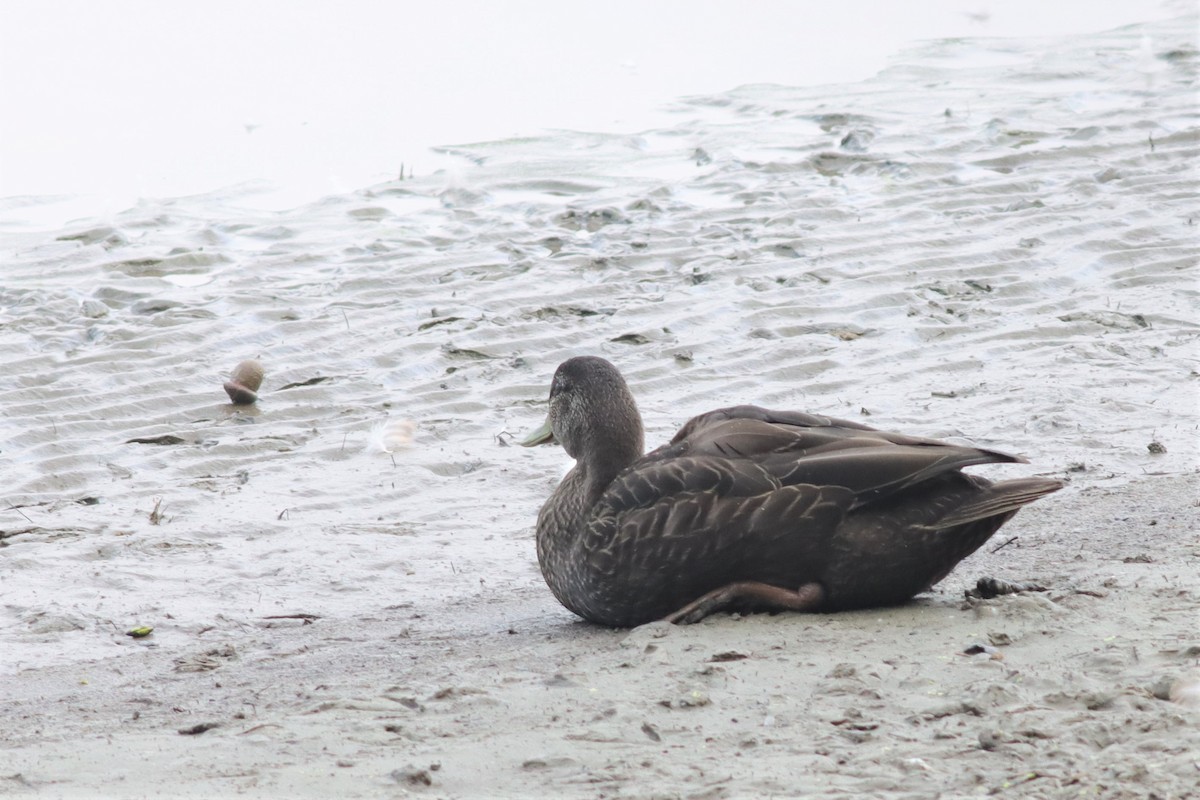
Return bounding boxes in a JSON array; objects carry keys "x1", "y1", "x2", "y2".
[{"x1": 521, "y1": 355, "x2": 1063, "y2": 628}]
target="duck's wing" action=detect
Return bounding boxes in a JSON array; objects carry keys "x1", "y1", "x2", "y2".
[
  {"x1": 668, "y1": 405, "x2": 879, "y2": 449},
  {"x1": 759, "y1": 445, "x2": 1015, "y2": 509},
  {"x1": 613, "y1": 442, "x2": 1010, "y2": 520},
  {"x1": 645, "y1": 405, "x2": 1026, "y2": 508},
  {"x1": 590, "y1": 455, "x2": 853, "y2": 594},
  {"x1": 671, "y1": 404, "x2": 1024, "y2": 458}
]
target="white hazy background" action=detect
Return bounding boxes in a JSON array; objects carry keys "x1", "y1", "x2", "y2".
[{"x1": 0, "y1": 0, "x2": 1183, "y2": 228}]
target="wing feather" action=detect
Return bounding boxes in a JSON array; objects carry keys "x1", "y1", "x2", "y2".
[{"x1": 618, "y1": 405, "x2": 1023, "y2": 515}]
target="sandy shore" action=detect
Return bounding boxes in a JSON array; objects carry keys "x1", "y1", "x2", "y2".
[
  {"x1": 2, "y1": 475, "x2": 1198, "y2": 799},
  {"x1": 2, "y1": 12, "x2": 1198, "y2": 799}
]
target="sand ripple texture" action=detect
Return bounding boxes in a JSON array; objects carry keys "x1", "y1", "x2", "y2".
[{"x1": 1, "y1": 14, "x2": 1198, "y2": 800}]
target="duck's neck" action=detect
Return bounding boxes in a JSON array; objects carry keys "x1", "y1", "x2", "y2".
[
  {"x1": 578, "y1": 422, "x2": 643, "y2": 505},
  {"x1": 579, "y1": 456, "x2": 629, "y2": 507},
  {"x1": 534, "y1": 420, "x2": 643, "y2": 621}
]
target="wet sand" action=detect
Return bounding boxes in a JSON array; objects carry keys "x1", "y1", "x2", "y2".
[{"x1": 2, "y1": 13, "x2": 1198, "y2": 799}]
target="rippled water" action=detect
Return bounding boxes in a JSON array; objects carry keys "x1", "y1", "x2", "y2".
[
  {"x1": 1, "y1": 0, "x2": 1187, "y2": 226},
  {"x1": 1, "y1": 13, "x2": 1197, "y2": 676}
]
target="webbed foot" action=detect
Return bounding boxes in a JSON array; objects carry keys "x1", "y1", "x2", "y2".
[{"x1": 664, "y1": 581, "x2": 826, "y2": 624}]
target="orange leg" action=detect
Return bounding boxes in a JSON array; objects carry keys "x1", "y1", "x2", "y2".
[{"x1": 664, "y1": 581, "x2": 826, "y2": 624}]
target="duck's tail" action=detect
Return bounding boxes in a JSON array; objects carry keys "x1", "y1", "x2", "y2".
[{"x1": 929, "y1": 477, "x2": 1064, "y2": 529}]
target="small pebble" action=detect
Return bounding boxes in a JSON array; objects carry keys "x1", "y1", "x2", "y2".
[
  {"x1": 224, "y1": 360, "x2": 264, "y2": 404},
  {"x1": 660, "y1": 690, "x2": 711, "y2": 709},
  {"x1": 391, "y1": 766, "x2": 432, "y2": 786},
  {"x1": 80, "y1": 299, "x2": 109, "y2": 318}
]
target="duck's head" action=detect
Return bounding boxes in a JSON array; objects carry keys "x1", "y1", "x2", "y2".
[{"x1": 521, "y1": 356, "x2": 645, "y2": 468}]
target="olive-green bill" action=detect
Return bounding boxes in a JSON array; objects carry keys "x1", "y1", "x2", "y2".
[{"x1": 520, "y1": 416, "x2": 555, "y2": 446}]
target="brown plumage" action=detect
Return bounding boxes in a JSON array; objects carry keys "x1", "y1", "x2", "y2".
[{"x1": 521, "y1": 356, "x2": 1063, "y2": 628}]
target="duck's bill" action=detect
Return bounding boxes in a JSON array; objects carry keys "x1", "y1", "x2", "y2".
[{"x1": 520, "y1": 417, "x2": 555, "y2": 447}]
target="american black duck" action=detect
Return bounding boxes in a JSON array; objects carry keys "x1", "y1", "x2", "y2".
[{"x1": 522, "y1": 356, "x2": 1063, "y2": 628}]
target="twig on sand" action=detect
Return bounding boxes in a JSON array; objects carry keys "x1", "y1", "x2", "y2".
[
  {"x1": 5, "y1": 502, "x2": 33, "y2": 524},
  {"x1": 262, "y1": 614, "x2": 320, "y2": 624},
  {"x1": 990, "y1": 536, "x2": 1019, "y2": 553}
]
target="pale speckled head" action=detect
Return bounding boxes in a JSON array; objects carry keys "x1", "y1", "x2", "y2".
[{"x1": 522, "y1": 356, "x2": 645, "y2": 469}]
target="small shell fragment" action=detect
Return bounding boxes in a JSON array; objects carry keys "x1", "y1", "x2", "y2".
[
  {"x1": 224, "y1": 359, "x2": 264, "y2": 404},
  {"x1": 1169, "y1": 674, "x2": 1200, "y2": 707},
  {"x1": 962, "y1": 642, "x2": 1004, "y2": 660},
  {"x1": 380, "y1": 418, "x2": 416, "y2": 452}
]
